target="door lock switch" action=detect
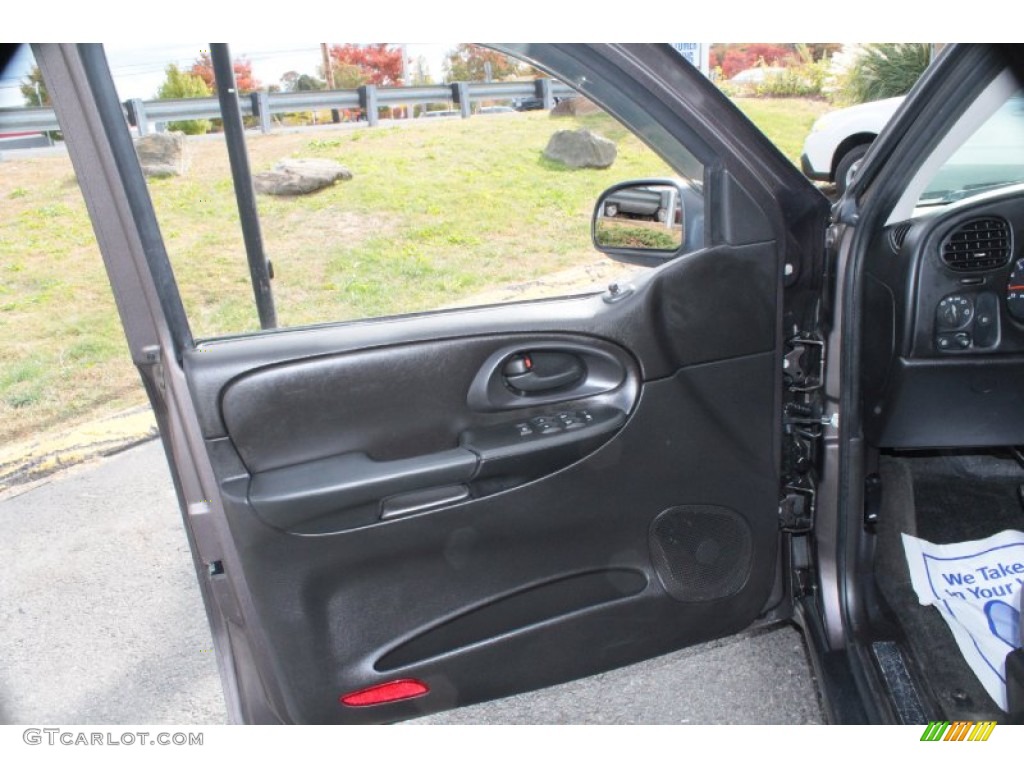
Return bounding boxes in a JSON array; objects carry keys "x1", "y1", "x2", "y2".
[{"x1": 529, "y1": 416, "x2": 562, "y2": 435}]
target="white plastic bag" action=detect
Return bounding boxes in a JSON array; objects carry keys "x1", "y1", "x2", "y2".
[{"x1": 902, "y1": 529, "x2": 1024, "y2": 711}]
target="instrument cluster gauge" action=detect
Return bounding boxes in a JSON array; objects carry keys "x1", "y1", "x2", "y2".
[{"x1": 1008, "y1": 258, "x2": 1024, "y2": 321}]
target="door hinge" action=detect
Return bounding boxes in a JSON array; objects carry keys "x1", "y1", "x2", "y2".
[
  {"x1": 780, "y1": 332, "x2": 828, "y2": 532},
  {"x1": 782, "y1": 334, "x2": 824, "y2": 392},
  {"x1": 140, "y1": 344, "x2": 166, "y2": 397},
  {"x1": 780, "y1": 414, "x2": 819, "y2": 532},
  {"x1": 779, "y1": 488, "x2": 814, "y2": 533}
]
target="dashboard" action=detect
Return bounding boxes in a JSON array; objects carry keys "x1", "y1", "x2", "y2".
[{"x1": 861, "y1": 186, "x2": 1024, "y2": 448}]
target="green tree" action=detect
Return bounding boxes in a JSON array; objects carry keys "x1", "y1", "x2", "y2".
[
  {"x1": 20, "y1": 64, "x2": 48, "y2": 107},
  {"x1": 281, "y1": 71, "x2": 326, "y2": 92},
  {"x1": 840, "y1": 44, "x2": 932, "y2": 104},
  {"x1": 156, "y1": 64, "x2": 213, "y2": 135},
  {"x1": 328, "y1": 62, "x2": 367, "y2": 89},
  {"x1": 296, "y1": 74, "x2": 325, "y2": 91}
]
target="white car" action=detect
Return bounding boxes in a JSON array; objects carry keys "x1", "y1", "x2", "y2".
[
  {"x1": 801, "y1": 96, "x2": 903, "y2": 193},
  {"x1": 729, "y1": 66, "x2": 786, "y2": 85}
]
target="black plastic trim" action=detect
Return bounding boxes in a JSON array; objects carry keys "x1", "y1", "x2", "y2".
[
  {"x1": 249, "y1": 448, "x2": 478, "y2": 531},
  {"x1": 375, "y1": 569, "x2": 649, "y2": 671}
]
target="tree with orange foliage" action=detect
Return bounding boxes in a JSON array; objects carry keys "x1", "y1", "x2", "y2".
[
  {"x1": 326, "y1": 44, "x2": 404, "y2": 87},
  {"x1": 190, "y1": 51, "x2": 262, "y2": 94}
]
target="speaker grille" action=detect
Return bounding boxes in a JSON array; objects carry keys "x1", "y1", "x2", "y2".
[{"x1": 649, "y1": 506, "x2": 753, "y2": 602}]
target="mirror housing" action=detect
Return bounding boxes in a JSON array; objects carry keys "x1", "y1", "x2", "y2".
[{"x1": 592, "y1": 178, "x2": 703, "y2": 267}]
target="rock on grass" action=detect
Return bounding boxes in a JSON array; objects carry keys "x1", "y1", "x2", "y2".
[
  {"x1": 134, "y1": 132, "x2": 189, "y2": 178},
  {"x1": 254, "y1": 158, "x2": 354, "y2": 196},
  {"x1": 543, "y1": 129, "x2": 616, "y2": 169}
]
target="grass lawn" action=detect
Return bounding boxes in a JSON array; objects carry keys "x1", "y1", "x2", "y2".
[
  {"x1": 732, "y1": 97, "x2": 831, "y2": 163},
  {"x1": 147, "y1": 110, "x2": 675, "y2": 338},
  {"x1": 0, "y1": 97, "x2": 831, "y2": 445}
]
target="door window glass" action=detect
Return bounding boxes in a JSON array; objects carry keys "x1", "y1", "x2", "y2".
[{"x1": 134, "y1": 43, "x2": 702, "y2": 338}]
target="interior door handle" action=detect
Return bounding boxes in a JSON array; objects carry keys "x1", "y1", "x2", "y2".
[
  {"x1": 468, "y1": 340, "x2": 628, "y2": 412},
  {"x1": 503, "y1": 352, "x2": 585, "y2": 394}
]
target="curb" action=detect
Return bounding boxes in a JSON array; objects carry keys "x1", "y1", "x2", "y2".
[{"x1": 0, "y1": 405, "x2": 159, "y2": 494}]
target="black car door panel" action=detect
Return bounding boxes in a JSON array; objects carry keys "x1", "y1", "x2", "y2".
[
  {"x1": 212, "y1": 351, "x2": 779, "y2": 724},
  {"x1": 180, "y1": 245, "x2": 783, "y2": 723}
]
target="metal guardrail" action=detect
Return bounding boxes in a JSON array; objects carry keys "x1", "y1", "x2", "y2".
[
  {"x1": 0, "y1": 78, "x2": 579, "y2": 138},
  {"x1": 0, "y1": 105, "x2": 62, "y2": 132}
]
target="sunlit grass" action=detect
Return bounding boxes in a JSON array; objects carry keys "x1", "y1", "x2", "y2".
[{"x1": 733, "y1": 97, "x2": 832, "y2": 163}]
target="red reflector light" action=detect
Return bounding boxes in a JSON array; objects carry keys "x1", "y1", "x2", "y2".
[{"x1": 339, "y1": 679, "x2": 429, "y2": 707}]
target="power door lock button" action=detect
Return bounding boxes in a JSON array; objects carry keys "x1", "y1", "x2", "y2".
[
  {"x1": 557, "y1": 411, "x2": 587, "y2": 430},
  {"x1": 529, "y1": 416, "x2": 563, "y2": 435}
]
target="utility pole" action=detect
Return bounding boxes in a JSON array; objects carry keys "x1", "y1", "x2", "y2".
[
  {"x1": 321, "y1": 43, "x2": 336, "y2": 89},
  {"x1": 321, "y1": 43, "x2": 340, "y2": 123}
]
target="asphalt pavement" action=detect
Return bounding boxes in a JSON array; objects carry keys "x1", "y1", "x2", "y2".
[{"x1": 0, "y1": 439, "x2": 824, "y2": 725}]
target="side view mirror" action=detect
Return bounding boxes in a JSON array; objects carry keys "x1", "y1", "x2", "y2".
[{"x1": 592, "y1": 179, "x2": 700, "y2": 266}]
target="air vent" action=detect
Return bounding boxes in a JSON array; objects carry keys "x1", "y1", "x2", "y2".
[
  {"x1": 941, "y1": 217, "x2": 1012, "y2": 271},
  {"x1": 888, "y1": 222, "x2": 912, "y2": 253}
]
